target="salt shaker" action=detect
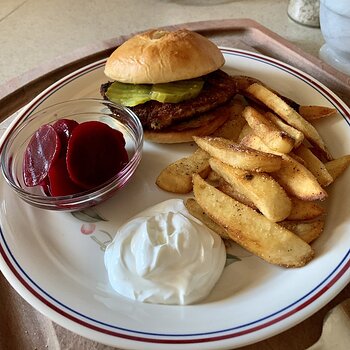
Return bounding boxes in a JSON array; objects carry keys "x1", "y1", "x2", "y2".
[{"x1": 288, "y1": 0, "x2": 320, "y2": 27}]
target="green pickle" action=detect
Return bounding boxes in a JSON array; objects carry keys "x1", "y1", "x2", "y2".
[
  {"x1": 106, "y1": 79, "x2": 204, "y2": 106},
  {"x1": 106, "y1": 82, "x2": 151, "y2": 107},
  {"x1": 151, "y1": 79, "x2": 204, "y2": 103}
]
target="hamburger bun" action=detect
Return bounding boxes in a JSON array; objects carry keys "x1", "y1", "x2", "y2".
[{"x1": 104, "y1": 29, "x2": 225, "y2": 84}]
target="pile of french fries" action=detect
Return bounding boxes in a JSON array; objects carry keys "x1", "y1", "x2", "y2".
[{"x1": 156, "y1": 79, "x2": 350, "y2": 268}]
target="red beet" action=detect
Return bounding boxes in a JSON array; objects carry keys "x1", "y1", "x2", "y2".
[
  {"x1": 23, "y1": 124, "x2": 61, "y2": 187},
  {"x1": 112, "y1": 128, "x2": 126, "y2": 147},
  {"x1": 52, "y1": 119, "x2": 79, "y2": 152},
  {"x1": 48, "y1": 156, "x2": 84, "y2": 196},
  {"x1": 66, "y1": 121, "x2": 128, "y2": 189},
  {"x1": 47, "y1": 119, "x2": 81, "y2": 196}
]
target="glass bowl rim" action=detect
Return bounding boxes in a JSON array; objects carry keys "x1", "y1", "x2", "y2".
[{"x1": 0, "y1": 98, "x2": 144, "y2": 205}]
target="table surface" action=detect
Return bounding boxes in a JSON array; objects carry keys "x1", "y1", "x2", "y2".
[
  {"x1": 0, "y1": 0, "x2": 325, "y2": 88},
  {"x1": 2, "y1": 1, "x2": 349, "y2": 350}
]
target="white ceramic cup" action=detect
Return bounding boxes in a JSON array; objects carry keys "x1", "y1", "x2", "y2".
[{"x1": 319, "y1": 0, "x2": 350, "y2": 75}]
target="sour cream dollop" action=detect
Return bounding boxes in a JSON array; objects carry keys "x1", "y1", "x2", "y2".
[{"x1": 104, "y1": 199, "x2": 226, "y2": 305}]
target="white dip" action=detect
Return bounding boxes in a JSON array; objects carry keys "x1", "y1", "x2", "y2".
[{"x1": 104, "y1": 199, "x2": 226, "y2": 305}]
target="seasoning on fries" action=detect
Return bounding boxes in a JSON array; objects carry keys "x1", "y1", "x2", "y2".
[{"x1": 155, "y1": 76, "x2": 350, "y2": 268}]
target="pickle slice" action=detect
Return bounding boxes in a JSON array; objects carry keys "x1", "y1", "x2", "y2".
[
  {"x1": 151, "y1": 79, "x2": 204, "y2": 103},
  {"x1": 105, "y1": 82, "x2": 151, "y2": 107},
  {"x1": 105, "y1": 79, "x2": 204, "y2": 106}
]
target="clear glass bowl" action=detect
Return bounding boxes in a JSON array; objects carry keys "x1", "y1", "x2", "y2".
[{"x1": 0, "y1": 99, "x2": 143, "y2": 211}]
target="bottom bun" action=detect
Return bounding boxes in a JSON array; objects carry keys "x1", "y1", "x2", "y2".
[{"x1": 144, "y1": 104, "x2": 232, "y2": 143}]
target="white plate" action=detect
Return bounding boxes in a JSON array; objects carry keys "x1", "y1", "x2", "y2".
[{"x1": 0, "y1": 48, "x2": 350, "y2": 350}]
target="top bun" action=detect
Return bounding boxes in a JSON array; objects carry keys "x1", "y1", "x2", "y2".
[{"x1": 104, "y1": 29, "x2": 225, "y2": 84}]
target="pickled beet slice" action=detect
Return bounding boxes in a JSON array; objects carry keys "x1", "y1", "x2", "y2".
[
  {"x1": 23, "y1": 124, "x2": 61, "y2": 187},
  {"x1": 48, "y1": 156, "x2": 84, "y2": 196},
  {"x1": 66, "y1": 121, "x2": 128, "y2": 190},
  {"x1": 52, "y1": 119, "x2": 79, "y2": 152},
  {"x1": 113, "y1": 128, "x2": 126, "y2": 147}
]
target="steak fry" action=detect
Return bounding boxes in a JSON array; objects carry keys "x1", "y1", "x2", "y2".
[{"x1": 193, "y1": 174, "x2": 314, "y2": 268}]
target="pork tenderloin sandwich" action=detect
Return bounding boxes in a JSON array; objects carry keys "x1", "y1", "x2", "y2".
[{"x1": 100, "y1": 29, "x2": 237, "y2": 143}]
